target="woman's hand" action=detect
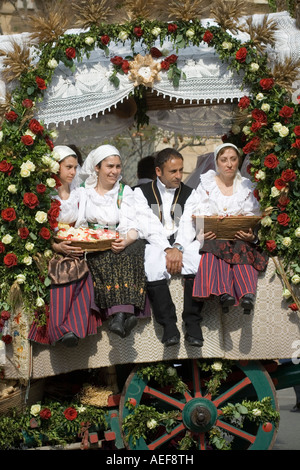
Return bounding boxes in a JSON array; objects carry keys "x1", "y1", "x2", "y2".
[
  {"x1": 204, "y1": 231, "x2": 216, "y2": 240},
  {"x1": 52, "y1": 240, "x2": 84, "y2": 257},
  {"x1": 235, "y1": 228, "x2": 256, "y2": 242},
  {"x1": 110, "y1": 229, "x2": 137, "y2": 254}
]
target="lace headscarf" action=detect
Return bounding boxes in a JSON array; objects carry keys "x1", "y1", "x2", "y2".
[
  {"x1": 79, "y1": 144, "x2": 121, "y2": 188},
  {"x1": 214, "y1": 143, "x2": 243, "y2": 194}
]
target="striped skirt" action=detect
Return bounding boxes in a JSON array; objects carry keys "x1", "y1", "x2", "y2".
[
  {"x1": 193, "y1": 252, "x2": 259, "y2": 305},
  {"x1": 28, "y1": 272, "x2": 102, "y2": 345}
]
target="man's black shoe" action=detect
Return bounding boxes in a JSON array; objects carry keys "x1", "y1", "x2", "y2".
[
  {"x1": 164, "y1": 335, "x2": 180, "y2": 347},
  {"x1": 108, "y1": 312, "x2": 126, "y2": 338},
  {"x1": 60, "y1": 332, "x2": 79, "y2": 347},
  {"x1": 185, "y1": 334, "x2": 203, "y2": 347}
]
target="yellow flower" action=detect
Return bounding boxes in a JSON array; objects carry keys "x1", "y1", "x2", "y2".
[{"x1": 106, "y1": 285, "x2": 111, "y2": 290}]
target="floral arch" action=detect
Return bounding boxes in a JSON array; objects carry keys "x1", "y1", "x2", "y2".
[{"x1": 0, "y1": 2, "x2": 299, "y2": 355}]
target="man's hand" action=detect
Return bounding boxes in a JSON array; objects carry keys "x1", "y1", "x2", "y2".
[{"x1": 165, "y1": 247, "x2": 183, "y2": 275}]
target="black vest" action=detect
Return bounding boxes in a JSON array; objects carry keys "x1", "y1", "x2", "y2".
[{"x1": 139, "y1": 180, "x2": 193, "y2": 244}]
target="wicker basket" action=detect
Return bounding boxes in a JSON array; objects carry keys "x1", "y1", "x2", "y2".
[
  {"x1": 0, "y1": 379, "x2": 45, "y2": 415},
  {"x1": 54, "y1": 237, "x2": 115, "y2": 252},
  {"x1": 193, "y1": 215, "x2": 261, "y2": 239}
]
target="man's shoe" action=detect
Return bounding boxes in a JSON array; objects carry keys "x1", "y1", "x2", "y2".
[
  {"x1": 219, "y1": 294, "x2": 235, "y2": 313},
  {"x1": 60, "y1": 332, "x2": 79, "y2": 347},
  {"x1": 108, "y1": 312, "x2": 126, "y2": 338},
  {"x1": 164, "y1": 334, "x2": 180, "y2": 347},
  {"x1": 290, "y1": 404, "x2": 300, "y2": 413},
  {"x1": 185, "y1": 334, "x2": 203, "y2": 347},
  {"x1": 241, "y1": 294, "x2": 255, "y2": 314},
  {"x1": 124, "y1": 314, "x2": 138, "y2": 337}
]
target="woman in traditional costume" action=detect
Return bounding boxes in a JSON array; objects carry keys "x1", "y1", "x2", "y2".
[
  {"x1": 28, "y1": 145, "x2": 101, "y2": 347},
  {"x1": 193, "y1": 143, "x2": 268, "y2": 314},
  {"x1": 79, "y1": 144, "x2": 149, "y2": 338}
]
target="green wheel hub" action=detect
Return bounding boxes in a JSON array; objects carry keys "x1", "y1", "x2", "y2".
[{"x1": 182, "y1": 398, "x2": 218, "y2": 433}]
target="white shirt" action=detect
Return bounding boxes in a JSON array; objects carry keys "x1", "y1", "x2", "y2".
[{"x1": 52, "y1": 187, "x2": 86, "y2": 227}]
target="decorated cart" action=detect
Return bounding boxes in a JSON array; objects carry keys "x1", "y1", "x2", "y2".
[{"x1": 0, "y1": 0, "x2": 300, "y2": 451}]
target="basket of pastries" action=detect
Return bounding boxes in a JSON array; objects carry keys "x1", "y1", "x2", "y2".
[
  {"x1": 54, "y1": 224, "x2": 117, "y2": 251},
  {"x1": 192, "y1": 215, "x2": 261, "y2": 239}
]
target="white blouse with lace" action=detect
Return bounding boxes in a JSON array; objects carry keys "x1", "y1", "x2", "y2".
[{"x1": 52, "y1": 186, "x2": 86, "y2": 227}]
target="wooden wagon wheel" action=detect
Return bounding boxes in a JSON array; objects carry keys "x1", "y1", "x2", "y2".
[{"x1": 119, "y1": 359, "x2": 279, "y2": 450}]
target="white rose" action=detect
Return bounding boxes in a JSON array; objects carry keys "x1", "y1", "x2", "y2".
[
  {"x1": 23, "y1": 256, "x2": 32, "y2": 266},
  {"x1": 2, "y1": 234, "x2": 13, "y2": 244},
  {"x1": 25, "y1": 242, "x2": 34, "y2": 251},
  {"x1": 212, "y1": 361, "x2": 223, "y2": 371},
  {"x1": 51, "y1": 150, "x2": 61, "y2": 161},
  {"x1": 252, "y1": 408, "x2": 262, "y2": 416},
  {"x1": 186, "y1": 28, "x2": 195, "y2": 38},
  {"x1": 242, "y1": 126, "x2": 251, "y2": 135},
  {"x1": 222, "y1": 41, "x2": 232, "y2": 50},
  {"x1": 282, "y1": 237, "x2": 291, "y2": 247},
  {"x1": 47, "y1": 58, "x2": 58, "y2": 69},
  {"x1": 24, "y1": 160, "x2": 36, "y2": 172},
  {"x1": 151, "y1": 27, "x2": 161, "y2": 36},
  {"x1": 30, "y1": 404, "x2": 41, "y2": 416},
  {"x1": 256, "y1": 93, "x2": 264, "y2": 101},
  {"x1": 84, "y1": 36, "x2": 95, "y2": 45},
  {"x1": 273, "y1": 122, "x2": 282, "y2": 132},
  {"x1": 278, "y1": 126, "x2": 289, "y2": 137},
  {"x1": 282, "y1": 289, "x2": 292, "y2": 299},
  {"x1": 147, "y1": 419, "x2": 157, "y2": 429},
  {"x1": 49, "y1": 160, "x2": 60, "y2": 174},
  {"x1": 46, "y1": 178, "x2": 57, "y2": 188},
  {"x1": 35, "y1": 211, "x2": 48, "y2": 223},
  {"x1": 0, "y1": 130, "x2": 3, "y2": 142},
  {"x1": 49, "y1": 129, "x2": 58, "y2": 140},
  {"x1": 256, "y1": 170, "x2": 266, "y2": 180},
  {"x1": 261, "y1": 103, "x2": 270, "y2": 112},
  {"x1": 291, "y1": 274, "x2": 300, "y2": 285},
  {"x1": 231, "y1": 124, "x2": 241, "y2": 135},
  {"x1": 261, "y1": 216, "x2": 272, "y2": 227},
  {"x1": 250, "y1": 62, "x2": 259, "y2": 72},
  {"x1": 295, "y1": 228, "x2": 300, "y2": 238},
  {"x1": 7, "y1": 184, "x2": 17, "y2": 193},
  {"x1": 36, "y1": 297, "x2": 45, "y2": 307},
  {"x1": 44, "y1": 249, "x2": 53, "y2": 258},
  {"x1": 20, "y1": 167, "x2": 31, "y2": 178},
  {"x1": 24, "y1": 130, "x2": 36, "y2": 140},
  {"x1": 167, "y1": 367, "x2": 176, "y2": 376},
  {"x1": 118, "y1": 31, "x2": 128, "y2": 41},
  {"x1": 42, "y1": 155, "x2": 52, "y2": 166},
  {"x1": 270, "y1": 186, "x2": 280, "y2": 197},
  {"x1": 16, "y1": 274, "x2": 26, "y2": 284}
]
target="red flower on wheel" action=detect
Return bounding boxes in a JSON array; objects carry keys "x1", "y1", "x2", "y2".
[{"x1": 63, "y1": 407, "x2": 78, "y2": 421}]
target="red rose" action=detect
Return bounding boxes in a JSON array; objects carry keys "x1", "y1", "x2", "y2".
[
  {"x1": 4, "y1": 253, "x2": 18, "y2": 268},
  {"x1": 150, "y1": 47, "x2": 162, "y2": 58},
  {"x1": 19, "y1": 227, "x2": 30, "y2": 239},
  {"x1": 29, "y1": 118, "x2": 44, "y2": 135},
  {"x1": 251, "y1": 108, "x2": 267, "y2": 123},
  {"x1": 36, "y1": 183, "x2": 46, "y2": 194},
  {"x1": 160, "y1": 60, "x2": 170, "y2": 71},
  {"x1": 100, "y1": 35, "x2": 110, "y2": 46},
  {"x1": 63, "y1": 407, "x2": 78, "y2": 421},
  {"x1": 21, "y1": 135, "x2": 34, "y2": 146},
  {"x1": 235, "y1": 47, "x2": 247, "y2": 63},
  {"x1": 250, "y1": 121, "x2": 262, "y2": 133},
  {"x1": 45, "y1": 136, "x2": 54, "y2": 150},
  {"x1": 259, "y1": 78, "x2": 274, "y2": 90},
  {"x1": 264, "y1": 153, "x2": 279, "y2": 169},
  {"x1": 0, "y1": 160, "x2": 14, "y2": 175},
  {"x1": 168, "y1": 24, "x2": 178, "y2": 33},
  {"x1": 278, "y1": 194, "x2": 290, "y2": 207},
  {"x1": 1, "y1": 207, "x2": 16, "y2": 222},
  {"x1": 288, "y1": 303, "x2": 298, "y2": 311},
  {"x1": 274, "y1": 178, "x2": 286, "y2": 190},
  {"x1": 23, "y1": 192, "x2": 39, "y2": 209},
  {"x1": 66, "y1": 47, "x2": 76, "y2": 59},
  {"x1": 133, "y1": 27, "x2": 143, "y2": 37},
  {"x1": 277, "y1": 213, "x2": 290, "y2": 226},
  {"x1": 5, "y1": 111, "x2": 18, "y2": 122},
  {"x1": 292, "y1": 139, "x2": 300, "y2": 149},
  {"x1": 253, "y1": 188, "x2": 260, "y2": 200},
  {"x1": 203, "y1": 30, "x2": 213, "y2": 43},
  {"x1": 1, "y1": 335, "x2": 12, "y2": 344},
  {"x1": 40, "y1": 408, "x2": 51, "y2": 420},
  {"x1": 35, "y1": 76, "x2": 46, "y2": 90},
  {"x1": 110, "y1": 56, "x2": 123, "y2": 66},
  {"x1": 22, "y1": 99, "x2": 33, "y2": 108},
  {"x1": 281, "y1": 169, "x2": 296, "y2": 182},
  {"x1": 266, "y1": 240, "x2": 277, "y2": 252},
  {"x1": 238, "y1": 96, "x2": 250, "y2": 109},
  {"x1": 294, "y1": 126, "x2": 300, "y2": 137},
  {"x1": 0, "y1": 242, "x2": 5, "y2": 253},
  {"x1": 242, "y1": 136, "x2": 260, "y2": 154},
  {"x1": 279, "y1": 105, "x2": 294, "y2": 119},
  {"x1": 166, "y1": 54, "x2": 178, "y2": 64},
  {"x1": 1, "y1": 311, "x2": 10, "y2": 321},
  {"x1": 39, "y1": 227, "x2": 51, "y2": 240},
  {"x1": 121, "y1": 60, "x2": 130, "y2": 74}
]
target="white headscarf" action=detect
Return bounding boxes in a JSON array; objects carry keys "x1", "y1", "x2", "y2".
[
  {"x1": 53, "y1": 145, "x2": 77, "y2": 162},
  {"x1": 79, "y1": 144, "x2": 121, "y2": 188},
  {"x1": 214, "y1": 143, "x2": 243, "y2": 193}
]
